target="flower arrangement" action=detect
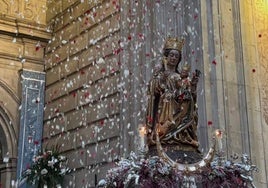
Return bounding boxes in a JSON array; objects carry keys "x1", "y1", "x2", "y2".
[
  {"x1": 23, "y1": 146, "x2": 68, "y2": 188},
  {"x1": 99, "y1": 152, "x2": 257, "y2": 188}
]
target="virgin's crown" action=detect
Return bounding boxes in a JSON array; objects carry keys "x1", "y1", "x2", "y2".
[{"x1": 164, "y1": 37, "x2": 185, "y2": 51}]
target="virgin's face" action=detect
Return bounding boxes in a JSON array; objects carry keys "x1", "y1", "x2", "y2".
[{"x1": 167, "y1": 50, "x2": 180, "y2": 66}]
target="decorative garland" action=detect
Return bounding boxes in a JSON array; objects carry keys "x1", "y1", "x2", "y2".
[{"x1": 99, "y1": 152, "x2": 257, "y2": 188}]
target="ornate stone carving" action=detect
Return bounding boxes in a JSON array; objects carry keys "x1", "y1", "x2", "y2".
[
  {"x1": 0, "y1": 0, "x2": 9, "y2": 14},
  {"x1": 23, "y1": 0, "x2": 34, "y2": 20},
  {"x1": 0, "y1": 0, "x2": 46, "y2": 24}
]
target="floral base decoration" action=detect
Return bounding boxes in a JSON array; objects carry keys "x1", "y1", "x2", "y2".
[
  {"x1": 98, "y1": 152, "x2": 257, "y2": 188},
  {"x1": 23, "y1": 146, "x2": 69, "y2": 188}
]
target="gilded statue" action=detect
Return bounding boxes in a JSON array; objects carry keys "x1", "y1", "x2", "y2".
[{"x1": 146, "y1": 37, "x2": 202, "y2": 163}]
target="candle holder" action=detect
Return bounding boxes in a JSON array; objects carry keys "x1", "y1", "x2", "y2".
[
  {"x1": 138, "y1": 124, "x2": 148, "y2": 159},
  {"x1": 215, "y1": 129, "x2": 225, "y2": 164}
]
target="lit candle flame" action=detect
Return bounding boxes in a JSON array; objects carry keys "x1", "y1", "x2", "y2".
[
  {"x1": 139, "y1": 126, "x2": 147, "y2": 136},
  {"x1": 215, "y1": 129, "x2": 222, "y2": 138}
]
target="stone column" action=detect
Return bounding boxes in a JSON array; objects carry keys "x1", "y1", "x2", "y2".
[
  {"x1": 16, "y1": 70, "x2": 45, "y2": 187},
  {"x1": 200, "y1": 0, "x2": 251, "y2": 155},
  {"x1": 240, "y1": 0, "x2": 268, "y2": 187}
]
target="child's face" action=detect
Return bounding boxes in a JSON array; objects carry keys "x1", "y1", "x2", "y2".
[{"x1": 181, "y1": 70, "x2": 189, "y2": 78}]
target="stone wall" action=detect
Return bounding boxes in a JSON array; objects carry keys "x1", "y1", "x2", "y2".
[
  {"x1": 240, "y1": 0, "x2": 268, "y2": 187},
  {"x1": 200, "y1": 0, "x2": 247, "y2": 156},
  {"x1": 44, "y1": 0, "x2": 121, "y2": 187}
]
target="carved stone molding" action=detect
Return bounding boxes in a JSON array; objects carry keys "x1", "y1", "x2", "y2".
[
  {"x1": 0, "y1": 79, "x2": 20, "y2": 104},
  {"x1": 0, "y1": 0, "x2": 46, "y2": 25},
  {"x1": 0, "y1": 16, "x2": 51, "y2": 41}
]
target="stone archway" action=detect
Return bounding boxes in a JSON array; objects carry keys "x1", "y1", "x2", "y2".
[
  {"x1": 0, "y1": 79, "x2": 19, "y2": 187},
  {"x1": 0, "y1": 104, "x2": 17, "y2": 187}
]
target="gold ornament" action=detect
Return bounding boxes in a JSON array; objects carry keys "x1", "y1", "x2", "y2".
[{"x1": 164, "y1": 37, "x2": 185, "y2": 51}]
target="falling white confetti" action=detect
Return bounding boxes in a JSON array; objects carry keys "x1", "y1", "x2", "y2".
[
  {"x1": 97, "y1": 57, "x2": 105, "y2": 64},
  {"x1": 3, "y1": 157, "x2": 9, "y2": 163},
  {"x1": 11, "y1": 180, "x2": 16, "y2": 187},
  {"x1": 124, "y1": 69, "x2": 129, "y2": 77}
]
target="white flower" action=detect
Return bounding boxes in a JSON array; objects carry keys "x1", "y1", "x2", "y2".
[
  {"x1": 59, "y1": 155, "x2": 66, "y2": 161},
  {"x1": 26, "y1": 169, "x2": 31, "y2": 174},
  {"x1": 98, "y1": 179, "x2": 106, "y2": 186},
  {"x1": 60, "y1": 168, "x2": 67, "y2": 174},
  {"x1": 41, "y1": 169, "x2": 48, "y2": 175},
  {"x1": 48, "y1": 160, "x2": 54, "y2": 166},
  {"x1": 33, "y1": 155, "x2": 42, "y2": 162}
]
